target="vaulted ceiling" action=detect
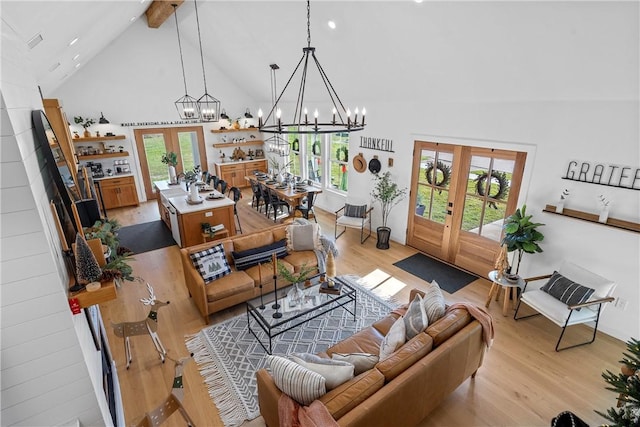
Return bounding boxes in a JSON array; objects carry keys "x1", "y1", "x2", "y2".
[{"x1": 1, "y1": 1, "x2": 637, "y2": 105}]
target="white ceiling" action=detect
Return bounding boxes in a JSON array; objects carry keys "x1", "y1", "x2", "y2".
[{"x1": 1, "y1": 1, "x2": 637, "y2": 104}]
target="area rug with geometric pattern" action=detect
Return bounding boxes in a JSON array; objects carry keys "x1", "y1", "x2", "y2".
[{"x1": 185, "y1": 275, "x2": 399, "y2": 427}]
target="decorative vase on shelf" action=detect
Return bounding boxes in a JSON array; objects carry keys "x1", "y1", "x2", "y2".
[
  {"x1": 168, "y1": 165, "x2": 177, "y2": 184},
  {"x1": 599, "y1": 207, "x2": 609, "y2": 224},
  {"x1": 556, "y1": 200, "x2": 564, "y2": 214},
  {"x1": 232, "y1": 120, "x2": 241, "y2": 130},
  {"x1": 83, "y1": 129, "x2": 91, "y2": 138}
]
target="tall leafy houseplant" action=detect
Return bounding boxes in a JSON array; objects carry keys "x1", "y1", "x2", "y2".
[
  {"x1": 371, "y1": 171, "x2": 407, "y2": 249},
  {"x1": 501, "y1": 204, "x2": 544, "y2": 275}
]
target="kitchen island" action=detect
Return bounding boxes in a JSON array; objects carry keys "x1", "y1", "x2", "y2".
[{"x1": 154, "y1": 180, "x2": 236, "y2": 247}]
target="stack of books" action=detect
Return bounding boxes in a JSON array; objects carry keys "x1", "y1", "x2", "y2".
[{"x1": 319, "y1": 280, "x2": 342, "y2": 295}]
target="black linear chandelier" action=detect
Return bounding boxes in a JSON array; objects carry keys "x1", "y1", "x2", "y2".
[
  {"x1": 259, "y1": 0, "x2": 366, "y2": 135},
  {"x1": 173, "y1": 3, "x2": 199, "y2": 120},
  {"x1": 194, "y1": 0, "x2": 221, "y2": 122}
]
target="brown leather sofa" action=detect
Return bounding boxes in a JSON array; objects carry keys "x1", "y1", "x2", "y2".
[
  {"x1": 180, "y1": 224, "x2": 319, "y2": 323},
  {"x1": 256, "y1": 289, "x2": 486, "y2": 427}
]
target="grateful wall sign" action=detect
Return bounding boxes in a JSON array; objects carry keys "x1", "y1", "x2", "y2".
[{"x1": 563, "y1": 160, "x2": 640, "y2": 190}]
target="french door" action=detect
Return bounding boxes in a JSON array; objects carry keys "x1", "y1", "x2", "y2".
[
  {"x1": 134, "y1": 126, "x2": 206, "y2": 200},
  {"x1": 407, "y1": 141, "x2": 527, "y2": 277}
]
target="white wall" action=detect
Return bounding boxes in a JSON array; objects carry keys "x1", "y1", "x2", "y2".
[
  {"x1": 1, "y1": 21, "x2": 112, "y2": 426},
  {"x1": 51, "y1": 2, "x2": 639, "y2": 342}
]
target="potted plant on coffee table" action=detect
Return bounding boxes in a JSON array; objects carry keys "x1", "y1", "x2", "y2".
[
  {"x1": 501, "y1": 204, "x2": 544, "y2": 277},
  {"x1": 371, "y1": 171, "x2": 407, "y2": 250},
  {"x1": 277, "y1": 262, "x2": 316, "y2": 307}
]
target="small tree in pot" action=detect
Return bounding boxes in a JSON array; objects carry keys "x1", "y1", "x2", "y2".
[
  {"x1": 501, "y1": 204, "x2": 544, "y2": 276},
  {"x1": 371, "y1": 171, "x2": 407, "y2": 249}
]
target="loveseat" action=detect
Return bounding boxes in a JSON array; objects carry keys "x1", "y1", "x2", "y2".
[
  {"x1": 256, "y1": 289, "x2": 487, "y2": 427},
  {"x1": 180, "y1": 223, "x2": 322, "y2": 323}
]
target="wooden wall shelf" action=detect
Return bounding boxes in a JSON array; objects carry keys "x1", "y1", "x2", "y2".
[
  {"x1": 211, "y1": 127, "x2": 259, "y2": 134},
  {"x1": 543, "y1": 204, "x2": 639, "y2": 233},
  {"x1": 212, "y1": 140, "x2": 264, "y2": 148},
  {"x1": 73, "y1": 135, "x2": 126, "y2": 142},
  {"x1": 69, "y1": 280, "x2": 117, "y2": 308},
  {"x1": 79, "y1": 152, "x2": 130, "y2": 160}
]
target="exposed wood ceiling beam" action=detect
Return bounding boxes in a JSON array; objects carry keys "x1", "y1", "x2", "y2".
[{"x1": 145, "y1": 0, "x2": 185, "y2": 29}]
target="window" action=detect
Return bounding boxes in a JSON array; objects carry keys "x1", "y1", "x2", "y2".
[
  {"x1": 287, "y1": 134, "x2": 302, "y2": 176},
  {"x1": 307, "y1": 136, "x2": 322, "y2": 184},
  {"x1": 329, "y1": 133, "x2": 349, "y2": 192}
]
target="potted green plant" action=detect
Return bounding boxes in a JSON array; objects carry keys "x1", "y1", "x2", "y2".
[
  {"x1": 161, "y1": 152, "x2": 178, "y2": 184},
  {"x1": 277, "y1": 261, "x2": 316, "y2": 307},
  {"x1": 74, "y1": 116, "x2": 95, "y2": 137},
  {"x1": 501, "y1": 204, "x2": 544, "y2": 276},
  {"x1": 371, "y1": 171, "x2": 407, "y2": 249}
]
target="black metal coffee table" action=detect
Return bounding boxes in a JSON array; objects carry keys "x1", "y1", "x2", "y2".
[{"x1": 246, "y1": 275, "x2": 356, "y2": 354}]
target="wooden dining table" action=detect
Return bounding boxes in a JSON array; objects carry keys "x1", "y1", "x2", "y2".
[{"x1": 244, "y1": 175, "x2": 322, "y2": 216}]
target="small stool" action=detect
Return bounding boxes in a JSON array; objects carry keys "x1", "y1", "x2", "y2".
[{"x1": 485, "y1": 270, "x2": 524, "y2": 316}]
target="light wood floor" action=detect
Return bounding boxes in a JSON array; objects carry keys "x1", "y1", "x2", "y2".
[{"x1": 102, "y1": 191, "x2": 625, "y2": 427}]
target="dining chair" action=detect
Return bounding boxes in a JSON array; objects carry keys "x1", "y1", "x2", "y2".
[
  {"x1": 294, "y1": 191, "x2": 317, "y2": 222},
  {"x1": 228, "y1": 186, "x2": 243, "y2": 233},
  {"x1": 250, "y1": 181, "x2": 263, "y2": 211},
  {"x1": 217, "y1": 179, "x2": 228, "y2": 195},
  {"x1": 266, "y1": 188, "x2": 290, "y2": 222}
]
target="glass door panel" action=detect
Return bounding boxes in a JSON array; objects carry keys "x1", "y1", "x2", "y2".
[
  {"x1": 177, "y1": 131, "x2": 200, "y2": 172},
  {"x1": 143, "y1": 133, "x2": 171, "y2": 191}
]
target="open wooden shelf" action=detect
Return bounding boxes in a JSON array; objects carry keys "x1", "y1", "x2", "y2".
[
  {"x1": 78, "y1": 151, "x2": 130, "y2": 160},
  {"x1": 543, "y1": 204, "x2": 639, "y2": 233},
  {"x1": 73, "y1": 135, "x2": 126, "y2": 142},
  {"x1": 69, "y1": 280, "x2": 117, "y2": 308},
  {"x1": 211, "y1": 127, "x2": 260, "y2": 134},
  {"x1": 212, "y1": 140, "x2": 264, "y2": 148}
]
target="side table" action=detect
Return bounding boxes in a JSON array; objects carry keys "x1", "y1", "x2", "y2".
[{"x1": 485, "y1": 270, "x2": 525, "y2": 316}]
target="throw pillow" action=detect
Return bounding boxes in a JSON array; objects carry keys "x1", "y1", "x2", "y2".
[
  {"x1": 232, "y1": 239, "x2": 288, "y2": 270},
  {"x1": 286, "y1": 223, "x2": 322, "y2": 252},
  {"x1": 404, "y1": 293, "x2": 428, "y2": 340},
  {"x1": 541, "y1": 271, "x2": 595, "y2": 308},
  {"x1": 344, "y1": 203, "x2": 367, "y2": 218},
  {"x1": 189, "y1": 243, "x2": 231, "y2": 283},
  {"x1": 290, "y1": 353, "x2": 354, "y2": 390},
  {"x1": 422, "y1": 280, "x2": 446, "y2": 324},
  {"x1": 267, "y1": 355, "x2": 326, "y2": 405},
  {"x1": 331, "y1": 353, "x2": 379, "y2": 376},
  {"x1": 379, "y1": 316, "x2": 406, "y2": 361}
]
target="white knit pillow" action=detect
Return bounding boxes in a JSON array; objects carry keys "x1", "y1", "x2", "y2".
[
  {"x1": 379, "y1": 316, "x2": 406, "y2": 360},
  {"x1": 422, "y1": 280, "x2": 446, "y2": 324},
  {"x1": 290, "y1": 353, "x2": 354, "y2": 390},
  {"x1": 268, "y1": 355, "x2": 326, "y2": 405}
]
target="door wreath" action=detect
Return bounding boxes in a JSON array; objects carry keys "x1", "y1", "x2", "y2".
[
  {"x1": 312, "y1": 140, "x2": 321, "y2": 156},
  {"x1": 425, "y1": 160, "x2": 451, "y2": 187},
  {"x1": 474, "y1": 171, "x2": 509, "y2": 208},
  {"x1": 336, "y1": 146, "x2": 349, "y2": 162}
]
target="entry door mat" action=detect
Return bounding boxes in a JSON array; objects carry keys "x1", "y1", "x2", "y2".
[
  {"x1": 393, "y1": 253, "x2": 478, "y2": 294},
  {"x1": 117, "y1": 220, "x2": 176, "y2": 254},
  {"x1": 185, "y1": 275, "x2": 399, "y2": 427}
]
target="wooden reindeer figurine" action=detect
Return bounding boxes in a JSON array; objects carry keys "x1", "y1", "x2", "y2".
[
  {"x1": 112, "y1": 283, "x2": 170, "y2": 369},
  {"x1": 136, "y1": 353, "x2": 196, "y2": 427}
]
